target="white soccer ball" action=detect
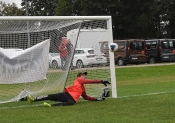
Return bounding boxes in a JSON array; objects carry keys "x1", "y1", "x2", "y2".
[{"x1": 109, "y1": 43, "x2": 118, "y2": 52}]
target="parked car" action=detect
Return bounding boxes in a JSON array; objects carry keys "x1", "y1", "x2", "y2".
[
  {"x1": 72, "y1": 48, "x2": 107, "y2": 68},
  {"x1": 159, "y1": 39, "x2": 175, "y2": 62},
  {"x1": 145, "y1": 39, "x2": 160, "y2": 63},
  {"x1": 100, "y1": 39, "x2": 147, "y2": 66},
  {"x1": 145, "y1": 39, "x2": 175, "y2": 62},
  {"x1": 49, "y1": 48, "x2": 107, "y2": 69},
  {"x1": 49, "y1": 53, "x2": 61, "y2": 68}
]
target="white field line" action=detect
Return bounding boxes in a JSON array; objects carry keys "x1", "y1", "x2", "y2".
[
  {"x1": 0, "y1": 90, "x2": 174, "y2": 110},
  {"x1": 0, "y1": 103, "x2": 42, "y2": 109},
  {"x1": 117, "y1": 91, "x2": 175, "y2": 98}
]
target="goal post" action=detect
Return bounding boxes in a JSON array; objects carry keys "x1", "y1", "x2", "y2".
[
  {"x1": 107, "y1": 17, "x2": 117, "y2": 98},
  {"x1": 0, "y1": 16, "x2": 117, "y2": 104}
]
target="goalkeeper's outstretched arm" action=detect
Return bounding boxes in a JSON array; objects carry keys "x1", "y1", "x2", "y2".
[
  {"x1": 81, "y1": 91, "x2": 96, "y2": 101},
  {"x1": 81, "y1": 90, "x2": 104, "y2": 101}
]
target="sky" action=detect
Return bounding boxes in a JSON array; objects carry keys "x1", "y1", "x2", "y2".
[{"x1": 1, "y1": 0, "x2": 22, "y2": 8}]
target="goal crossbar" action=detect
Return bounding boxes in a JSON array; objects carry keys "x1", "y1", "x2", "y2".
[{"x1": 0, "y1": 16, "x2": 112, "y2": 20}]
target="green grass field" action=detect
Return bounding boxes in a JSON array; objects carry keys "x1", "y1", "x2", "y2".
[{"x1": 0, "y1": 64, "x2": 175, "y2": 123}]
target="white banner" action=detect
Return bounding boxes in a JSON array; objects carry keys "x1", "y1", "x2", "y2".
[{"x1": 0, "y1": 39, "x2": 50, "y2": 84}]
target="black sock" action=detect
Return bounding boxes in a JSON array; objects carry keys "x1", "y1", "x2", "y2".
[
  {"x1": 35, "y1": 95, "x2": 49, "y2": 101},
  {"x1": 51, "y1": 100, "x2": 75, "y2": 106}
]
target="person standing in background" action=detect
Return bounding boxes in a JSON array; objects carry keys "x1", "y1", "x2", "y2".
[
  {"x1": 66, "y1": 39, "x2": 73, "y2": 57},
  {"x1": 58, "y1": 37, "x2": 69, "y2": 70},
  {"x1": 65, "y1": 39, "x2": 74, "y2": 69}
]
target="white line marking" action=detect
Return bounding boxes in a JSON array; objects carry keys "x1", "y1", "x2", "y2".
[
  {"x1": 0, "y1": 104, "x2": 42, "y2": 109},
  {"x1": 117, "y1": 91, "x2": 175, "y2": 98}
]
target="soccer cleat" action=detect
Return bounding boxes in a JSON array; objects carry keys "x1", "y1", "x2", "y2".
[
  {"x1": 27, "y1": 95, "x2": 34, "y2": 103},
  {"x1": 43, "y1": 102, "x2": 51, "y2": 107}
]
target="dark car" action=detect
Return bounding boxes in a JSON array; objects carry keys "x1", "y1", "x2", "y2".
[
  {"x1": 159, "y1": 39, "x2": 175, "y2": 62},
  {"x1": 145, "y1": 39, "x2": 160, "y2": 63},
  {"x1": 100, "y1": 39, "x2": 147, "y2": 66},
  {"x1": 146, "y1": 39, "x2": 175, "y2": 62}
]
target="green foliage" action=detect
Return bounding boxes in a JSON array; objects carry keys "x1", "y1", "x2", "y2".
[
  {"x1": 55, "y1": 0, "x2": 73, "y2": 16},
  {"x1": 0, "y1": 1, "x2": 24, "y2": 16},
  {"x1": 21, "y1": 0, "x2": 58, "y2": 15},
  {"x1": 55, "y1": 0, "x2": 175, "y2": 39},
  {"x1": 1, "y1": 0, "x2": 175, "y2": 39}
]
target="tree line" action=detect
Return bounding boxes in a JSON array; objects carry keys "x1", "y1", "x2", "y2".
[{"x1": 0, "y1": 0, "x2": 175, "y2": 39}]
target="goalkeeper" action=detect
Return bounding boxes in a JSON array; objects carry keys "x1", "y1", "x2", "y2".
[{"x1": 27, "y1": 72, "x2": 110, "y2": 107}]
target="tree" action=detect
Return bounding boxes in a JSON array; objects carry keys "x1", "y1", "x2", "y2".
[
  {"x1": 55, "y1": 0, "x2": 122, "y2": 39},
  {"x1": 15, "y1": 0, "x2": 174, "y2": 39},
  {"x1": 150, "y1": 0, "x2": 175, "y2": 38},
  {"x1": 0, "y1": 1, "x2": 23, "y2": 16},
  {"x1": 55, "y1": 0, "x2": 74, "y2": 16},
  {"x1": 56, "y1": 0, "x2": 158, "y2": 39},
  {"x1": 21, "y1": 0, "x2": 58, "y2": 16},
  {"x1": 56, "y1": 0, "x2": 118, "y2": 16},
  {"x1": 168, "y1": 1, "x2": 175, "y2": 38}
]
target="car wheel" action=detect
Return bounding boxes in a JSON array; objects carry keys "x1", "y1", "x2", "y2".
[
  {"x1": 52, "y1": 60, "x2": 58, "y2": 68},
  {"x1": 76, "y1": 60, "x2": 83, "y2": 68},
  {"x1": 118, "y1": 58, "x2": 124, "y2": 66},
  {"x1": 149, "y1": 57, "x2": 155, "y2": 64}
]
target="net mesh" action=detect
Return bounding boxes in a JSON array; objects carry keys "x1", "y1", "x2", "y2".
[{"x1": 0, "y1": 19, "x2": 111, "y2": 104}]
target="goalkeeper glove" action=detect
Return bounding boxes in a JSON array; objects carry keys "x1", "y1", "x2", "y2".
[
  {"x1": 96, "y1": 97, "x2": 105, "y2": 101},
  {"x1": 101, "y1": 80, "x2": 110, "y2": 86}
]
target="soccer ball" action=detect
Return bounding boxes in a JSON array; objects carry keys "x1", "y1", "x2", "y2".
[{"x1": 109, "y1": 43, "x2": 118, "y2": 52}]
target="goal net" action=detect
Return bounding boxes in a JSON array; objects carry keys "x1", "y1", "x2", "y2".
[{"x1": 0, "y1": 16, "x2": 116, "y2": 104}]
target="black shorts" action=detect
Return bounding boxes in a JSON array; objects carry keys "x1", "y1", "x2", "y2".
[{"x1": 48, "y1": 92, "x2": 75, "y2": 102}]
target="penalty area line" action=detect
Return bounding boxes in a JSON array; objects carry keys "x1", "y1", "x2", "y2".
[
  {"x1": 0, "y1": 104, "x2": 42, "y2": 110},
  {"x1": 117, "y1": 91, "x2": 175, "y2": 98}
]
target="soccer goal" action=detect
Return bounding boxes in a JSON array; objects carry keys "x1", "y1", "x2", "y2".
[{"x1": 0, "y1": 16, "x2": 117, "y2": 104}]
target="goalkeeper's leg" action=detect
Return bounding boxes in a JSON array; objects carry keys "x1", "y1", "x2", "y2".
[
  {"x1": 34, "y1": 92, "x2": 74, "y2": 102},
  {"x1": 51, "y1": 100, "x2": 75, "y2": 106}
]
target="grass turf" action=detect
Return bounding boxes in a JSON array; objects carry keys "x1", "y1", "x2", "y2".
[{"x1": 0, "y1": 64, "x2": 175, "y2": 123}]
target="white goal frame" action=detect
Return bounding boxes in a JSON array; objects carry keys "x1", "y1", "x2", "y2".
[{"x1": 0, "y1": 16, "x2": 117, "y2": 98}]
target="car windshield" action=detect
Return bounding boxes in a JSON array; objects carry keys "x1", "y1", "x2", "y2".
[
  {"x1": 161, "y1": 40, "x2": 175, "y2": 49},
  {"x1": 88, "y1": 50, "x2": 94, "y2": 54},
  {"x1": 102, "y1": 42, "x2": 109, "y2": 50},
  {"x1": 130, "y1": 42, "x2": 144, "y2": 50},
  {"x1": 50, "y1": 53, "x2": 59, "y2": 57},
  {"x1": 116, "y1": 42, "x2": 125, "y2": 49},
  {"x1": 169, "y1": 41, "x2": 175, "y2": 48},
  {"x1": 146, "y1": 41, "x2": 157, "y2": 49}
]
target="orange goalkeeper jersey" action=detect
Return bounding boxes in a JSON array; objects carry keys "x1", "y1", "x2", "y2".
[{"x1": 65, "y1": 77, "x2": 101, "y2": 102}]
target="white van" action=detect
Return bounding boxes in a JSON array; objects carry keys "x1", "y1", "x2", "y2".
[{"x1": 67, "y1": 28, "x2": 108, "y2": 54}]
